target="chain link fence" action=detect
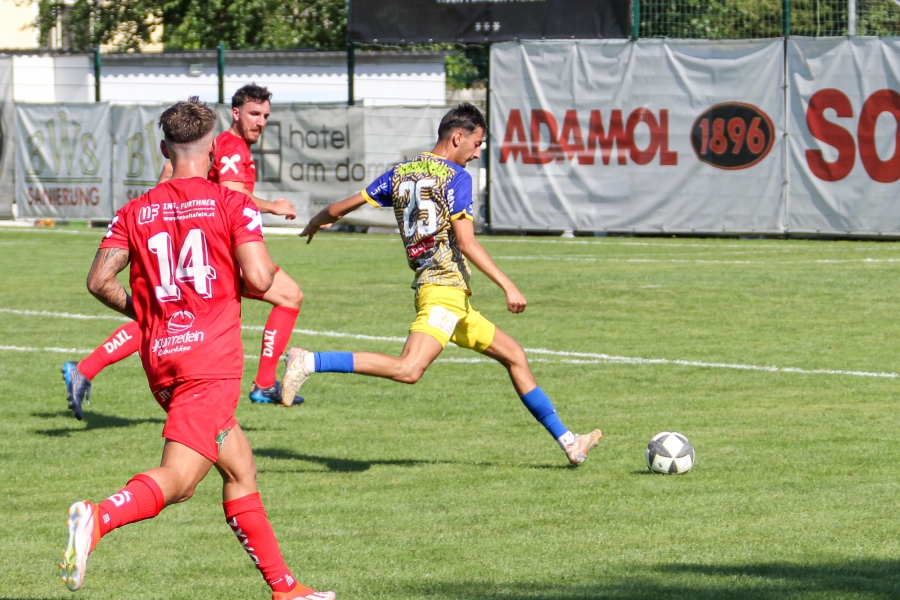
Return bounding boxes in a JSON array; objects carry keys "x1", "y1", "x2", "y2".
[{"x1": 636, "y1": 0, "x2": 900, "y2": 38}]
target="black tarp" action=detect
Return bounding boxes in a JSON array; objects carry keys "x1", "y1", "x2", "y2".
[{"x1": 349, "y1": 0, "x2": 630, "y2": 43}]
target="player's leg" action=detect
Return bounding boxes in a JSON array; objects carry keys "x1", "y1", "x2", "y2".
[
  {"x1": 60, "y1": 440, "x2": 212, "y2": 591},
  {"x1": 351, "y1": 332, "x2": 444, "y2": 382},
  {"x1": 215, "y1": 424, "x2": 335, "y2": 600},
  {"x1": 62, "y1": 320, "x2": 141, "y2": 419},
  {"x1": 281, "y1": 333, "x2": 443, "y2": 405},
  {"x1": 281, "y1": 285, "x2": 461, "y2": 405},
  {"x1": 454, "y1": 303, "x2": 602, "y2": 466},
  {"x1": 249, "y1": 268, "x2": 304, "y2": 405},
  {"x1": 480, "y1": 328, "x2": 602, "y2": 465}
]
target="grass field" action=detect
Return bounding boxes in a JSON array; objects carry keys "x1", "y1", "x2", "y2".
[{"x1": 2, "y1": 226, "x2": 900, "y2": 599}]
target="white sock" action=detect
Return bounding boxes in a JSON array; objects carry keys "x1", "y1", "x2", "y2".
[
  {"x1": 303, "y1": 352, "x2": 316, "y2": 372},
  {"x1": 557, "y1": 430, "x2": 575, "y2": 449}
]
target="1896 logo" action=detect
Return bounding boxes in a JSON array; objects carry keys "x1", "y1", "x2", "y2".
[{"x1": 691, "y1": 102, "x2": 775, "y2": 170}]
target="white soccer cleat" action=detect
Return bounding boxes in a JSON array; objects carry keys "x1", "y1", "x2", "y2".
[
  {"x1": 61, "y1": 500, "x2": 99, "y2": 592},
  {"x1": 281, "y1": 348, "x2": 312, "y2": 407},
  {"x1": 563, "y1": 429, "x2": 603, "y2": 465},
  {"x1": 272, "y1": 587, "x2": 336, "y2": 600}
]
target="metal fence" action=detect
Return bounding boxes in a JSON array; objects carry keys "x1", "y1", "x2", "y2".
[{"x1": 635, "y1": 0, "x2": 900, "y2": 38}]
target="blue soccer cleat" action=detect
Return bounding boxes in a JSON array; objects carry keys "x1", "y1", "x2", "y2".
[
  {"x1": 249, "y1": 381, "x2": 303, "y2": 406},
  {"x1": 62, "y1": 362, "x2": 91, "y2": 421}
]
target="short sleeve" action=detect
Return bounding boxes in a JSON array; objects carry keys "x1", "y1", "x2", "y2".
[
  {"x1": 362, "y1": 170, "x2": 393, "y2": 207},
  {"x1": 214, "y1": 137, "x2": 252, "y2": 185},
  {"x1": 227, "y1": 190, "x2": 266, "y2": 247},
  {"x1": 99, "y1": 207, "x2": 130, "y2": 250},
  {"x1": 447, "y1": 170, "x2": 474, "y2": 221}
]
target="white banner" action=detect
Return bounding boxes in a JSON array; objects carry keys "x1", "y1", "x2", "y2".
[
  {"x1": 10, "y1": 103, "x2": 452, "y2": 227},
  {"x1": 16, "y1": 103, "x2": 112, "y2": 219},
  {"x1": 112, "y1": 104, "x2": 166, "y2": 210},
  {"x1": 787, "y1": 37, "x2": 900, "y2": 235},
  {"x1": 0, "y1": 57, "x2": 13, "y2": 218},
  {"x1": 490, "y1": 40, "x2": 785, "y2": 233}
]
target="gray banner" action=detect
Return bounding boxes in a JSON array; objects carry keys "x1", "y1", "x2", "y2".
[
  {"x1": 112, "y1": 104, "x2": 167, "y2": 210},
  {"x1": 16, "y1": 103, "x2": 112, "y2": 219},
  {"x1": 0, "y1": 57, "x2": 14, "y2": 219}
]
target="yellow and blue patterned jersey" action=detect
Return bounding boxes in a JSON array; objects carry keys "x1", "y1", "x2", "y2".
[{"x1": 362, "y1": 152, "x2": 474, "y2": 291}]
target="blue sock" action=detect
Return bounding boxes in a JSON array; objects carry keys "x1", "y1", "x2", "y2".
[
  {"x1": 520, "y1": 386, "x2": 568, "y2": 440},
  {"x1": 314, "y1": 352, "x2": 354, "y2": 373}
]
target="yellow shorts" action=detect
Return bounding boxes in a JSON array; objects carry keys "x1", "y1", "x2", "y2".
[{"x1": 410, "y1": 284, "x2": 496, "y2": 353}]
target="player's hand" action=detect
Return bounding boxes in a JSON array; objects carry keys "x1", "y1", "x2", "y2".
[
  {"x1": 506, "y1": 289, "x2": 527, "y2": 313},
  {"x1": 299, "y1": 221, "x2": 334, "y2": 244},
  {"x1": 271, "y1": 198, "x2": 297, "y2": 220}
]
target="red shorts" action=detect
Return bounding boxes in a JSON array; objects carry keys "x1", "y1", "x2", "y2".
[
  {"x1": 153, "y1": 379, "x2": 241, "y2": 462},
  {"x1": 241, "y1": 265, "x2": 281, "y2": 300}
]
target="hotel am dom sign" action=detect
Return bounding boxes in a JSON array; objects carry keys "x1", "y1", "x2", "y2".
[{"x1": 348, "y1": 0, "x2": 630, "y2": 43}]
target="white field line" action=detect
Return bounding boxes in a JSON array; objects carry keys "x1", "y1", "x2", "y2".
[
  {"x1": 2, "y1": 308, "x2": 896, "y2": 380},
  {"x1": 3, "y1": 226, "x2": 900, "y2": 252},
  {"x1": 494, "y1": 255, "x2": 900, "y2": 266}
]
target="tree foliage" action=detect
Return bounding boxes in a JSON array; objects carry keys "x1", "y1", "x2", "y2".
[
  {"x1": 33, "y1": 0, "x2": 346, "y2": 52},
  {"x1": 638, "y1": 0, "x2": 900, "y2": 38}
]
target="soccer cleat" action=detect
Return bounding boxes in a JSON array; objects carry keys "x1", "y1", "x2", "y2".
[
  {"x1": 272, "y1": 586, "x2": 336, "y2": 600},
  {"x1": 563, "y1": 429, "x2": 603, "y2": 465},
  {"x1": 281, "y1": 348, "x2": 311, "y2": 408},
  {"x1": 62, "y1": 362, "x2": 91, "y2": 421},
  {"x1": 249, "y1": 381, "x2": 304, "y2": 406},
  {"x1": 61, "y1": 500, "x2": 101, "y2": 592}
]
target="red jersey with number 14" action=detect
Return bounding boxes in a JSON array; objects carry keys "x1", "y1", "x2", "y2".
[
  {"x1": 209, "y1": 130, "x2": 256, "y2": 194},
  {"x1": 100, "y1": 177, "x2": 264, "y2": 389}
]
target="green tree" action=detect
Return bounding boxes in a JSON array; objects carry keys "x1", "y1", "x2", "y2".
[
  {"x1": 34, "y1": 0, "x2": 161, "y2": 52},
  {"x1": 159, "y1": 0, "x2": 345, "y2": 50},
  {"x1": 32, "y1": 0, "x2": 346, "y2": 52}
]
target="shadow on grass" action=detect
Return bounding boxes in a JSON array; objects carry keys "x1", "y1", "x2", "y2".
[
  {"x1": 32, "y1": 411, "x2": 164, "y2": 437},
  {"x1": 254, "y1": 447, "x2": 447, "y2": 473},
  {"x1": 254, "y1": 447, "x2": 573, "y2": 473},
  {"x1": 408, "y1": 559, "x2": 900, "y2": 599}
]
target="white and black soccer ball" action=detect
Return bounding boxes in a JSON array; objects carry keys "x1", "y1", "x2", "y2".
[{"x1": 645, "y1": 432, "x2": 695, "y2": 474}]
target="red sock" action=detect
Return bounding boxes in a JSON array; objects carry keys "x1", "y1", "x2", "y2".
[
  {"x1": 255, "y1": 307, "x2": 299, "y2": 388},
  {"x1": 96, "y1": 473, "x2": 165, "y2": 537},
  {"x1": 224, "y1": 492, "x2": 297, "y2": 593},
  {"x1": 78, "y1": 321, "x2": 141, "y2": 380}
]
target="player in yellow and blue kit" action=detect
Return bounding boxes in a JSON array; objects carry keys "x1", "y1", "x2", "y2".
[{"x1": 284, "y1": 103, "x2": 602, "y2": 465}]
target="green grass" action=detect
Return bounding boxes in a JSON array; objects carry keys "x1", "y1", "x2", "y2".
[{"x1": 2, "y1": 227, "x2": 900, "y2": 599}]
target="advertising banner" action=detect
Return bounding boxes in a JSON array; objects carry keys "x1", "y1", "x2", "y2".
[
  {"x1": 0, "y1": 57, "x2": 13, "y2": 218},
  {"x1": 787, "y1": 37, "x2": 900, "y2": 235},
  {"x1": 10, "y1": 103, "x2": 452, "y2": 227},
  {"x1": 350, "y1": 0, "x2": 629, "y2": 44},
  {"x1": 112, "y1": 104, "x2": 166, "y2": 210},
  {"x1": 489, "y1": 40, "x2": 786, "y2": 233},
  {"x1": 15, "y1": 103, "x2": 112, "y2": 219}
]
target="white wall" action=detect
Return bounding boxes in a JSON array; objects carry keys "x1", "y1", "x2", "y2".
[
  {"x1": 97, "y1": 51, "x2": 446, "y2": 106},
  {"x1": 11, "y1": 54, "x2": 92, "y2": 102}
]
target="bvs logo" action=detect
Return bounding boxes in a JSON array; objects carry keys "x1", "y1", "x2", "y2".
[{"x1": 25, "y1": 111, "x2": 100, "y2": 176}]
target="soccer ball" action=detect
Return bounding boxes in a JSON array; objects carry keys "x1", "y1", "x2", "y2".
[{"x1": 645, "y1": 432, "x2": 695, "y2": 474}]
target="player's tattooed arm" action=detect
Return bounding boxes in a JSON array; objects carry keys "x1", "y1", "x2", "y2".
[{"x1": 86, "y1": 247, "x2": 136, "y2": 320}]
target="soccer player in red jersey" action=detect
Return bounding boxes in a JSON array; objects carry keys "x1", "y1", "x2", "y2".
[
  {"x1": 63, "y1": 84, "x2": 304, "y2": 415},
  {"x1": 59, "y1": 98, "x2": 334, "y2": 600}
]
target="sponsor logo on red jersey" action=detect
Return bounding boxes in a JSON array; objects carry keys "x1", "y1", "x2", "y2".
[{"x1": 167, "y1": 310, "x2": 195, "y2": 334}]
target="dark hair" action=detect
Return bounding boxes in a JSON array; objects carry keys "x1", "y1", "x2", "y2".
[
  {"x1": 232, "y1": 83, "x2": 273, "y2": 108},
  {"x1": 158, "y1": 96, "x2": 216, "y2": 144},
  {"x1": 437, "y1": 102, "x2": 486, "y2": 141}
]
